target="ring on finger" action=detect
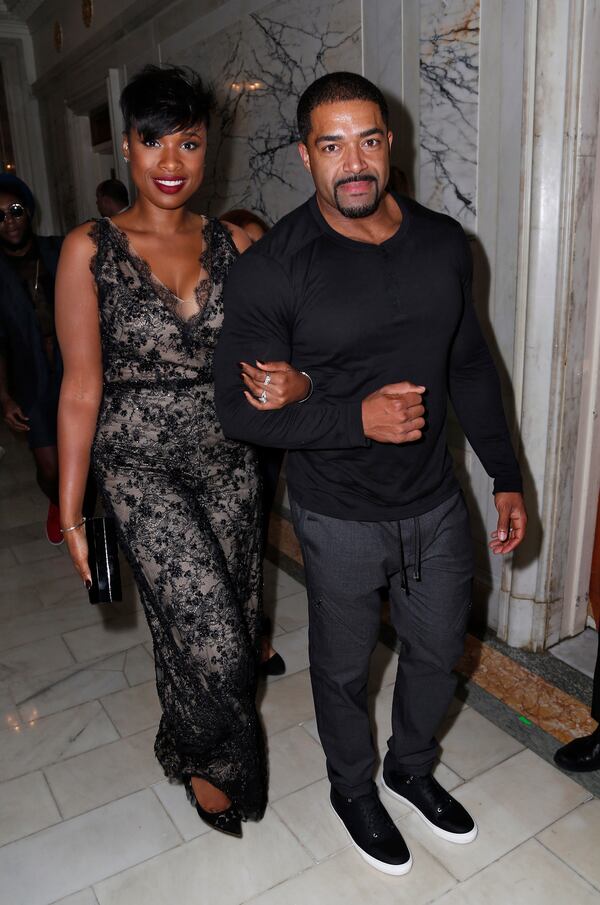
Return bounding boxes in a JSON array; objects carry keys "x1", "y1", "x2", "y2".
[
  {"x1": 264, "y1": 373, "x2": 272, "y2": 385},
  {"x1": 258, "y1": 389, "x2": 268, "y2": 404}
]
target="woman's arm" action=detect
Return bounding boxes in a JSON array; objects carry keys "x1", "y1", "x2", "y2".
[
  {"x1": 221, "y1": 222, "x2": 310, "y2": 406},
  {"x1": 55, "y1": 225, "x2": 103, "y2": 584}
]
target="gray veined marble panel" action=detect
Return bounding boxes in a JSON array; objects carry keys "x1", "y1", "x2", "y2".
[
  {"x1": 173, "y1": 0, "x2": 361, "y2": 223},
  {"x1": 419, "y1": 0, "x2": 480, "y2": 230}
]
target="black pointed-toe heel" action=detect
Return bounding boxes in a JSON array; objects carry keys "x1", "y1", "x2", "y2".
[
  {"x1": 259, "y1": 617, "x2": 287, "y2": 677},
  {"x1": 259, "y1": 650, "x2": 286, "y2": 677},
  {"x1": 184, "y1": 778, "x2": 243, "y2": 838}
]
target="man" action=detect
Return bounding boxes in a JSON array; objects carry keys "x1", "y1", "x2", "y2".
[
  {"x1": 214, "y1": 72, "x2": 527, "y2": 874},
  {"x1": 96, "y1": 178, "x2": 129, "y2": 218},
  {"x1": 0, "y1": 174, "x2": 64, "y2": 543}
]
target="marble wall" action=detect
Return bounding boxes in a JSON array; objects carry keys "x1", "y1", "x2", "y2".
[
  {"x1": 419, "y1": 0, "x2": 480, "y2": 231},
  {"x1": 174, "y1": 0, "x2": 361, "y2": 222}
]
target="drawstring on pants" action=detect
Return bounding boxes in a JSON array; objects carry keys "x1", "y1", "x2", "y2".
[
  {"x1": 398, "y1": 516, "x2": 422, "y2": 593},
  {"x1": 413, "y1": 516, "x2": 422, "y2": 582},
  {"x1": 399, "y1": 528, "x2": 408, "y2": 592}
]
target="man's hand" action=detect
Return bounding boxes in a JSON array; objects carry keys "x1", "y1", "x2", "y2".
[
  {"x1": 362, "y1": 382, "x2": 426, "y2": 443},
  {"x1": 489, "y1": 492, "x2": 527, "y2": 555},
  {"x1": 2, "y1": 397, "x2": 29, "y2": 432}
]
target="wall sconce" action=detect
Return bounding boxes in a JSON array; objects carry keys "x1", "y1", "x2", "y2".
[{"x1": 230, "y1": 80, "x2": 267, "y2": 93}]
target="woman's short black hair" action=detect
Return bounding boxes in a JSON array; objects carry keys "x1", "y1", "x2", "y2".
[
  {"x1": 120, "y1": 64, "x2": 213, "y2": 139},
  {"x1": 297, "y1": 71, "x2": 389, "y2": 144}
]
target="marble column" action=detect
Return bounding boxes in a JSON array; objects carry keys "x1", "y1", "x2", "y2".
[{"x1": 498, "y1": 0, "x2": 600, "y2": 649}]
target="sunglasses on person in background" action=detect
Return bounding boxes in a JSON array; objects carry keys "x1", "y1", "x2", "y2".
[{"x1": 0, "y1": 203, "x2": 27, "y2": 224}]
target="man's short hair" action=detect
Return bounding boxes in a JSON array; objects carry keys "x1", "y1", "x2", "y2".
[
  {"x1": 297, "y1": 71, "x2": 389, "y2": 144},
  {"x1": 96, "y1": 178, "x2": 129, "y2": 208}
]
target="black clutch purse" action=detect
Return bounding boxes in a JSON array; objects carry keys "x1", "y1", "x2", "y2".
[{"x1": 85, "y1": 516, "x2": 122, "y2": 604}]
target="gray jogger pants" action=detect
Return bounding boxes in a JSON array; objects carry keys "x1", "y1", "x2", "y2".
[{"x1": 290, "y1": 491, "x2": 473, "y2": 797}]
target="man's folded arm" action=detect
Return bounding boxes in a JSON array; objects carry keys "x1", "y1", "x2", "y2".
[{"x1": 214, "y1": 252, "x2": 369, "y2": 450}]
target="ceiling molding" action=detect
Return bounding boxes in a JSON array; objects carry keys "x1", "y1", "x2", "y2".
[
  {"x1": 4, "y1": 0, "x2": 45, "y2": 19},
  {"x1": 0, "y1": 9, "x2": 32, "y2": 40}
]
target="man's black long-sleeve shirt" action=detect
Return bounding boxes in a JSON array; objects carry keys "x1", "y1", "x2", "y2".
[{"x1": 214, "y1": 192, "x2": 522, "y2": 521}]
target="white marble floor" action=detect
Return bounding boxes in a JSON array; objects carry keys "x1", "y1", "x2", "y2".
[
  {"x1": 549, "y1": 627, "x2": 598, "y2": 679},
  {"x1": 1, "y1": 425, "x2": 599, "y2": 905}
]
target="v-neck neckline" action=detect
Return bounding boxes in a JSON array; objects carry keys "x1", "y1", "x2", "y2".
[{"x1": 105, "y1": 216, "x2": 212, "y2": 324}]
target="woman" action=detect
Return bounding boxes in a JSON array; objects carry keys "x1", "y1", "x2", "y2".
[{"x1": 55, "y1": 65, "x2": 310, "y2": 837}]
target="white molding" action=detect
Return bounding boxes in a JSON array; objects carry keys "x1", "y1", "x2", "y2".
[
  {"x1": 511, "y1": 0, "x2": 537, "y2": 434},
  {"x1": 562, "y1": 103, "x2": 600, "y2": 638},
  {"x1": 497, "y1": 0, "x2": 536, "y2": 645},
  {"x1": 0, "y1": 37, "x2": 54, "y2": 231},
  {"x1": 0, "y1": 15, "x2": 29, "y2": 37},
  {"x1": 5, "y1": 0, "x2": 45, "y2": 20},
  {"x1": 106, "y1": 66, "x2": 129, "y2": 189},
  {"x1": 478, "y1": 0, "x2": 529, "y2": 642}
]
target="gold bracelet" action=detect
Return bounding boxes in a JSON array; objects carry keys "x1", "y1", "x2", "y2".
[{"x1": 60, "y1": 516, "x2": 87, "y2": 535}]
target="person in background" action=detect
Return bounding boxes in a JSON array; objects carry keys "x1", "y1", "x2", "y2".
[
  {"x1": 221, "y1": 208, "x2": 269, "y2": 244},
  {"x1": 222, "y1": 206, "x2": 285, "y2": 677},
  {"x1": 96, "y1": 178, "x2": 130, "y2": 218},
  {"x1": 0, "y1": 174, "x2": 64, "y2": 544}
]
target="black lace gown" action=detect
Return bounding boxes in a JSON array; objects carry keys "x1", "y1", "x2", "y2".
[{"x1": 89, "y1": 216, "x2": 266, "y2": 820}]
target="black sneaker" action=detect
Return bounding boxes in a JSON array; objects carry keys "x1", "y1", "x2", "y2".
[
  {"x1": 330, "y1": 787, "x2": 412, "y2": 875},
  {"x1": 382, "y1": 771, "x2": 477, "y2": 844}
]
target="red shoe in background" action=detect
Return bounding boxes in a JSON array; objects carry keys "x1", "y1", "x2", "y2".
[{"x1": 46, "y1": 503, "x2": 63, "y2": 545}]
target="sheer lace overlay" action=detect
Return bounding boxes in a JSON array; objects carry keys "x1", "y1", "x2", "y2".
[{"x1": 89, "y1": 217, "x2": 266, "y2": 819}]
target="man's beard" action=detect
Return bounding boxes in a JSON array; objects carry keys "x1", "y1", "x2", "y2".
[
  {"x1": 334, "y1": 175, "x2": 380, "y2": 219},
  {"x1": 0, "y1": 223, "x2": 33, "y2": 253}
]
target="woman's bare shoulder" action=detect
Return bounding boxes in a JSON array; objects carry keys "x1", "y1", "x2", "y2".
[{"x1": 61, "y1": 220, "x2": 100, "y2": 259}]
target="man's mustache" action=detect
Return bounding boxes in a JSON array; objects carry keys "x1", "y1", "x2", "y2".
[{"x1": 334, "y1": 174, "x2": 378, "y2": 190}]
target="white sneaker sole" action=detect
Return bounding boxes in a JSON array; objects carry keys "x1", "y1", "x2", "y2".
[
  {"x1": 381, "y1": 779, "x2": 478, "y2": 845},
  {"x1": 329, "y1": 801, "x2": 413, "y2": 875}
]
